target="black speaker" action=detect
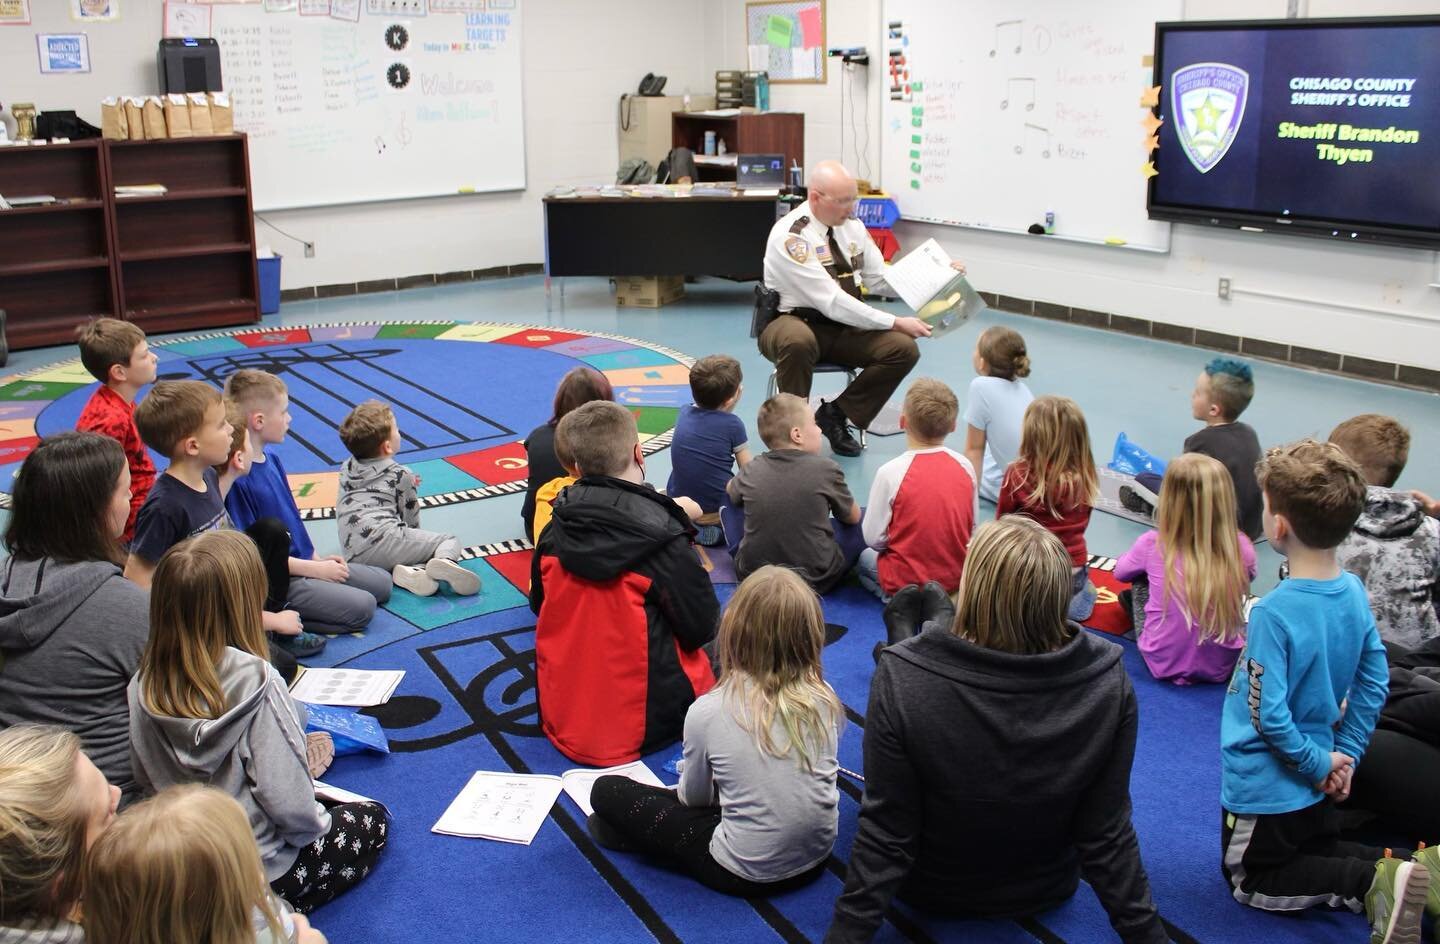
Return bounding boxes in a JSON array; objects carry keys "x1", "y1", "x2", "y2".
[{"x1": 157, "y1": 38, "x2": 223, "y2": 94}]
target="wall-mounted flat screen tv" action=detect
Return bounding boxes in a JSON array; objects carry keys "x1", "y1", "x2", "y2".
[{"x1": 1148, "y1": 16, "x2": 1440, "y2": 249}]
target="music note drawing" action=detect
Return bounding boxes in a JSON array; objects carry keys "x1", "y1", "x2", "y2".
[{"x1": 989, "y1": 19, "x2": 1022, "y2": 57}]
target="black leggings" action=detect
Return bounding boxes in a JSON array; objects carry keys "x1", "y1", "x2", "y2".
[
  {"x1": 270, "y1": 800, "x2": 389, "y2": 913},
  {"x1": 1343, "y1": 729, "x2": 1440, "y2": 844},
  {"x1": 589, "y1": 776, "x2": 826, "y2": 898}
]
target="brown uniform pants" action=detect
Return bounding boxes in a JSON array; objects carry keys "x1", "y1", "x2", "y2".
[{"x1": 757, "y1": 314, "x2": 919, "y2": 429}]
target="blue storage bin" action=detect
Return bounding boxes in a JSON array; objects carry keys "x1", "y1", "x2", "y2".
[
  {"x1": 855, "y1": 195, "x2": 900, "y2": 228},
  {"x1": 257, "y1": 254, "x2": 282, "y2": 315}
]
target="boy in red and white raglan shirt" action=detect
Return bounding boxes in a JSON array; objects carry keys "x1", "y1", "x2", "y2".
[{"x1": 860, "y1": 378, "x2": 978, "y2": 602}]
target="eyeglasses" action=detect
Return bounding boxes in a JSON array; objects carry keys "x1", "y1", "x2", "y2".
[{"x1": 814, "y1": 190, "x2": 858, "y2": 208}]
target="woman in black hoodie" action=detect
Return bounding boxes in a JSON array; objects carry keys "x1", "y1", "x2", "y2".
[{"x1": 827, "y1": 516, "x2": 1168, "y2": 944}]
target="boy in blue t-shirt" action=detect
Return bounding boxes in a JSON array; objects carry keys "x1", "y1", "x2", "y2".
[
  {"x1": 1220, "y1": 439, "x2": 1433, "y2": 941},
  {"x1": 224, "y1": 370, "x2": 391, "y2": 635},
  {"x1": 666, "y1": 355, "x2": 751, "y2": 546}
]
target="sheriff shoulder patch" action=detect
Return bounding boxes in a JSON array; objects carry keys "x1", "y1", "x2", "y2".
[{"x1": 784, "y1": 236, "x2": 809, "y2": 263}]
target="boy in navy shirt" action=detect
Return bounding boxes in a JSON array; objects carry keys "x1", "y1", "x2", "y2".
[
  {"x1": 667, "y1": 355, "x2": 751, "y2": 546},
  {"x1": 224, "y1": 369, "x2": 391, "y2": 635},
  {"x1": 1220, "y1": 439, "x2": 1431, "y2": 941}
]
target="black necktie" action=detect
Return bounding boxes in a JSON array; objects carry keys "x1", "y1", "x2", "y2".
[{"x1": 827, "y1": 227, "x2": 860, "y2": 299}]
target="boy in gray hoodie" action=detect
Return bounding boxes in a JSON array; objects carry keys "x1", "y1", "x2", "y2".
[
  {"x1": 1330, "y1": 414, "x2": 1440, "y2": 648},
  {"x1": 336, "y1": 401, "x2": 478, "y2": 598}
]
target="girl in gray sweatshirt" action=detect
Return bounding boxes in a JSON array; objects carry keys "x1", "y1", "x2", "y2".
[{"x1": 127, "y1": 530, "x2": 388, "y2": 913}]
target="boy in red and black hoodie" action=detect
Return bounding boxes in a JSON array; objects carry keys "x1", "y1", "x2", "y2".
[{"x1": 529, "y1": 400, "x2": 720, "y2": 766}]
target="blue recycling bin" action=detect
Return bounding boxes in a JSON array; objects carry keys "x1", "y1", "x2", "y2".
[{"x1": 257, "y1": 254, "x2": 282, "y2": 315}]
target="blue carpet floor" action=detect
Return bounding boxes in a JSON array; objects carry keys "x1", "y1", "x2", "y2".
[{"x1": 309, "y1": 587, "x2": 1362, "y2": 943}]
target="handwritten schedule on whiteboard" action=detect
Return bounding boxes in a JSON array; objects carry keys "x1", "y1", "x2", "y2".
[{"x1": 203, "y1": 4, "x2": 523, "y2": 210}]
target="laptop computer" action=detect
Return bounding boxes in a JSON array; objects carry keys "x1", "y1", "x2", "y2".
[{"x1": 736, "y1": 154, "x2": 786, "y2": 189}]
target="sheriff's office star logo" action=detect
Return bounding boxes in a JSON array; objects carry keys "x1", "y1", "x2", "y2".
[{"x1": 1171, "y1": 62, "x2": 1250, "y2": 173}]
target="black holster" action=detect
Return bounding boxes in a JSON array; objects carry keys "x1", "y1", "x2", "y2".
[{"x1": 751, "y1": 283, "x2": 781, "y2": 338}]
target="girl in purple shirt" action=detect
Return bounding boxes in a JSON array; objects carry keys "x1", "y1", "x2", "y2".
[{"x1": 1116, "y1": 453, "x2": 1256, "y2": 684}]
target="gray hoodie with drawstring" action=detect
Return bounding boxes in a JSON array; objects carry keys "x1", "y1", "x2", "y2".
[
  {"x1": 127, "y1": 646, "x2": 330, "y2": 880},
  {"x1": 0, "y1": 557, "x2": 148, "y2": 803}
]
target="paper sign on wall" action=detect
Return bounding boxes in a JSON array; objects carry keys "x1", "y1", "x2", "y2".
[
  {"x1": 37, "y1": 33, "x2": 91, "y2": 73},
  {"x1": 163, "y1": 2, "x2": 211, "y2": 37},
  {"x1": 71, "y1": 0, "x2": 119, "y2": 21},
  {"x1": 0, "y1": 0, "x2": 31, "y2": 26}
]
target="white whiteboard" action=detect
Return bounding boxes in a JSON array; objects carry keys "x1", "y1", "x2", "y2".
[
  {"x1": 204, "y1": 4, "x2": 524, "y2": 211},
  {"x1": 879, "y1": 0, "x2": 1177, "y2": 252}
]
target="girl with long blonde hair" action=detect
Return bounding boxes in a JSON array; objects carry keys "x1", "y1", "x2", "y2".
[
  {"x1": 832, "y1": 518, "x2": 1165, "y2": 940},
  {"x1": 996, "y1": 395, "x2": 1101, "y2": 620},
  {"x1": 1116, "y1": 453, "x2": 1256, "y2": 684},
  {"x1": 84, "y1": 785, "x2": 327, "y2": 944},
  {"x1": 588, "y1": 566, "x2": 843, "y2": 896},
  {"x1": 0, "y1": 724, "x2": 119, "y2": 942},
  {"x1": 128, "y1": 531, "x2": 388, "y2": 914}
]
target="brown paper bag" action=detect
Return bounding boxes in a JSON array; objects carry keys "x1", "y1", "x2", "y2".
[
  {"x1": 142, "y1": 97, "x2": 167, "y2": 140},
  {"x1": 208, "y1": 92, "x2": 234, "y2": 134},
  {"x1": 187, "y1": 93, "x2": 213, "y2": 136},
  {"x1": 124, "y1": 98, "x2": 145, "y2": 140},
  {"x1": 100, "y1": 97, "x2": 128, "y2": 140},
  {"x1": 164, "y1": 93, "x2": 191, "y2": 138}
]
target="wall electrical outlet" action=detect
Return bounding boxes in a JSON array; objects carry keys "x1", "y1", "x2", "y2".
[
  {"x1": 304, "y1": 242, "x2": 315, "y2": 258},
  {"x1": 1218, "y1": 277, "x2": 1231, "y2": 300}
]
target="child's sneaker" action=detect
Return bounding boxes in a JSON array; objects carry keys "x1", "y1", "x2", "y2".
[
  {"x1": 273, "y1": 631, "x2": 327, "y2": 659},
  {"x1": 426, "y1": 557, "x2": 480, "y2": 595},
  {"x1": 393, "y1": 564, "x2": 438, "y2": 596},
  {"x1": 1366, "y1": 854, "x2": 1428, "y2": 944},
  {"x1": 1412, "y1": 844, "x2": 1440, "y2": 940}
]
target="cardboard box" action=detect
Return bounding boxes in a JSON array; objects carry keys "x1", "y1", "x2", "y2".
[{"x1": 615, "y1": 275, "x2": 685, "y2": 309}]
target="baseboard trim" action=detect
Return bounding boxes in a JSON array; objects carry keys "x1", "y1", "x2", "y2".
[
  {"x1": 278, "y1": 263, "x2": 544, "y2": 305},
  {"x1": 980, "y1": 291, "x2": 1440, "y2": 394}
]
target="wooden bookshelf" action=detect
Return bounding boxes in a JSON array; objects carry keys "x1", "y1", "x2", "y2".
[
  {"x1": 107, "y1": 136, "x2": 260, "y2": 335},
  {"x1": 0, "y1": 140, "x2": 119, "y2": 348},
  {"x1": 0, "y1": 135, "x2": 260, "y2": 352},
  {"x1": 671, "y1": 112, "x2": 804, "y2": 183}
]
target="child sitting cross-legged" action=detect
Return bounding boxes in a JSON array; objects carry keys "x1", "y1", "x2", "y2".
[
  {"x1": 667, "y1": 354, "x2": 752, "y2": 547},
  {"x1": 1220, "y1": 439, "x2": 1433, "y2": 941},
  {"x1": 530, "y1": 400, "x2": 720, "y2": 766},
  {"x1": 1327, "y1": 414, "x2": 1439, "y2": 648},
  {"x1": 223, "y1": 370, "x2": 392, "y2": 635},
  {"x1": 84, "y1": 785, "x2": 328, "y2": 944},
  {"x1": 996, "y1": 395, "x2": 1099, "y2": 621},
  {"x1": 128, "y1": 530, "x2": 389, "y2": 914},
  {"x1": 723, "y1": 394, "x2": 864, "y2": 594},
  {"x1": 860, "y1": 377, "x2": 978, "y2": 603},
  {"x1": 336, "y1": 400, "x2": 478, "y2": 598},
  {"x1": 1116, "y1": 453, "x2": 1256, "y2": 685},
  {"x1": 588, "y1": 565, "x2": 841, "y2": 897}
]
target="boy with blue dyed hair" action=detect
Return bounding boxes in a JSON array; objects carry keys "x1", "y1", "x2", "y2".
[
  {"x1": 1220, "y1": 439, "x2": 1434, "y2": 942},
  {"x1": 1130, "y1": 357, "x2": 1264, "y2": 539}
]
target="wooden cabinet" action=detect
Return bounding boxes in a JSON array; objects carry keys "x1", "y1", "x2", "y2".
[
  {"x1": 0, "y1": 134, "x2": 260, "y2": 351},
  {"x1": 108, "y1": 136, "x2": 260, "y2": 335},
  {"x1": 671, "y1": 112, "x2": 804, "y2": 183},
  {"x1": 0, "y1": 140, "x2": 118, "y2": 349}
]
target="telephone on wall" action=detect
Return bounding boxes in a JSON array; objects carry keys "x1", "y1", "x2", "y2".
[{"x1": 637, "y1": 73, "x2": 667, "y2": 96}]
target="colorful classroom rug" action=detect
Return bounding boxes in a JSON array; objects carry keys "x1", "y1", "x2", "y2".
[{"x1": 0, "y1": 321, "x2": 690, "y2": 514}]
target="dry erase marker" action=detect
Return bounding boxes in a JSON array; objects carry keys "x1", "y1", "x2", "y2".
[
  {"x1": 1239, "y1": 225, "x2": 1263, "y2": 232},
  {"x1": 1104, "y1": 237, "x2": 1126, "y2": 246},
  {"x1": 459, "y1": 186, "x2": 475, "y2": 194}
]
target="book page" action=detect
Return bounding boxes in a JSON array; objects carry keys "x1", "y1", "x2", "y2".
[
  {"x1": 882, "y1": 238, "x2": 960, "y2": 312},
  {"x1": 289, "y1": 669, "x2": 404, "y2": 707},
  {"x1": 432, "y1": 772, "x2": 563, "y2": 845},
  {"x1": 561, "y1": 761, "x2": 666, "y2": 818}
]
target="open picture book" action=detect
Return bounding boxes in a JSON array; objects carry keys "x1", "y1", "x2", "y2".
[{"x1": 880, "y1": 237, "x2": 985, "y2": 336}]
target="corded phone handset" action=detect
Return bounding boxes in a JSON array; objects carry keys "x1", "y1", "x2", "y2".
[{"x1": 638, "y1": 73, "x2": 667, "y2": 96}]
